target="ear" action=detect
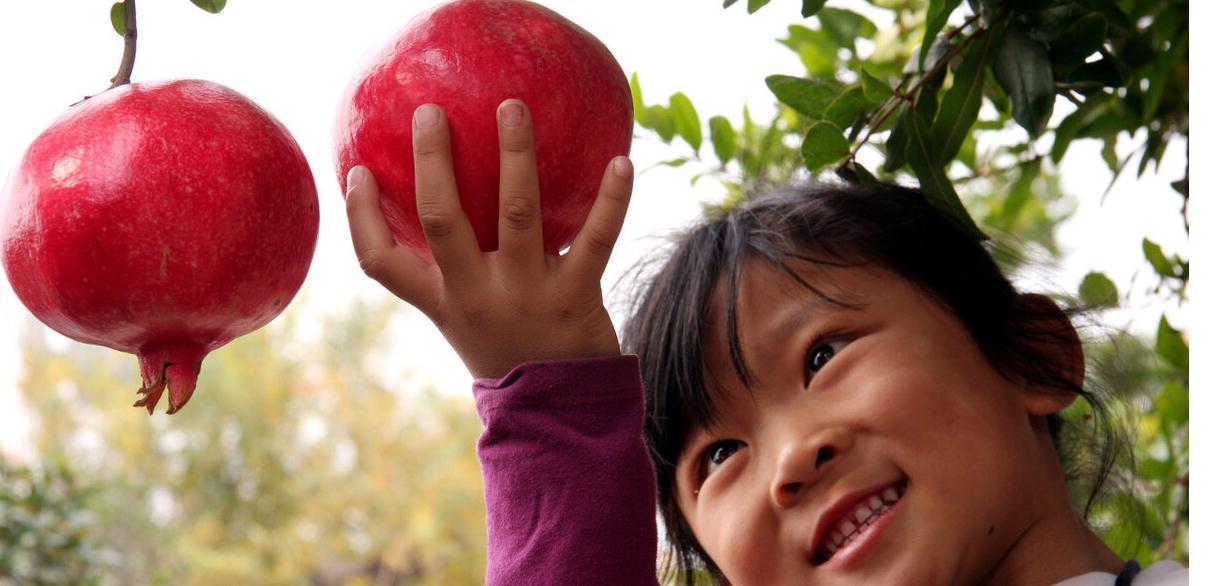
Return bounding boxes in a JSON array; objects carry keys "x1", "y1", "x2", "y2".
[{"x1": 1015, "y1": 293, "x2": 1084, "y2": 416}]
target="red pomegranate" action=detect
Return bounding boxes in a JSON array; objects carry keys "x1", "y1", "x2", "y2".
[
  {"x1": 333, "y1": 0, "x2": 633, "y2": 255},
  {"x1": 1, "y1": 79, "x2": 319, "y2": 414}
]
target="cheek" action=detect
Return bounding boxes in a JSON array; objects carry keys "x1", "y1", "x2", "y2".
[{"x1": 695, "y1": 492, "x2": 784, "y2": 583}]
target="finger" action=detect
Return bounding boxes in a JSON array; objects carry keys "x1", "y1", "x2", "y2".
[
  {"x1": 565, "y1": 156, "x2": 633, "y2": 283},
  {"x1": 496, "y1": 99, "x2": 544, "y2": 268},
  {"x1": 344, "y1": 165, "x2": 441, "y2": 308},
  {"x1": 412, "y1": 103, "x2": 484, "y2": 289}
]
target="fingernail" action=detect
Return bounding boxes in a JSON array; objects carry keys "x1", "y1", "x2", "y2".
[
  {"x1": 501, "y1": 101, "x2": 523, "y2": 127},
  {"x1": 612, "y1": 156, "x2": 632, "y2": 178},
  {"x1": 346, "y1": 166, "x2": 365, "y2": 193},
  {"x1": 414, "y1": 104, "x2": 440, "y2": 129}
]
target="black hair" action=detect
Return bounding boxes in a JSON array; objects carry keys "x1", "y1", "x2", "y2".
[{"x1": 620, "y1": 181, "x2": 1128, "y2": 585}]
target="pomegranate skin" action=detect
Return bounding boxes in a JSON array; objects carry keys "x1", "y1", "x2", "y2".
[
  {"x1": 1, "y1": 79, "x2": 319, "y2": 414},
  {"x1": 334, "y1": 0, "x2": 633, "y2": 255}
]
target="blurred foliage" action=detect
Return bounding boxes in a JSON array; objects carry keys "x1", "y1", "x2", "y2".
[
  {"x1": 632, "y1": 0, "x2": 1187, "y2": 572},
  {"x1": 5, "y1": 298, "x2": 486, "y2": 585},
  {"x1": 0, "y1": 457, "x2": 107, "y2": 585}
]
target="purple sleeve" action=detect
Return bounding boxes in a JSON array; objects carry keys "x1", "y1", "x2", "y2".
[{"x1": 473, "y1": 354, "x2": 659, "y2": 585}]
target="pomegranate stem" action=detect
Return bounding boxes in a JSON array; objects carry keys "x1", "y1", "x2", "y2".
[{"x1": 109, "y1": 0, "x2": 138, "y2": 89}]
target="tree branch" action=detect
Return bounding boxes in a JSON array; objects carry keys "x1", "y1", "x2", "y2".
[{"x1": 841, "y1": 11, "x2": 1007, "y2": 168}]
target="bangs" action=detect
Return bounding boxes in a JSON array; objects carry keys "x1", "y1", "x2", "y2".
[{"x1": 625, "y1": 188, "x2": 876, "y2": 475}]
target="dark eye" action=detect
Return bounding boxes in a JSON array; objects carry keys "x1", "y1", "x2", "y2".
[
  {"x1": 805, "y1": 340, "x2": 849, "y2": 378},
  {"x1": 701, "y1": 440, "x2": 744, "y2": 478}
]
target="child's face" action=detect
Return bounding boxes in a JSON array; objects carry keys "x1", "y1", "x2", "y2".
[{"x1": 675, "y1": 259, "x2": 1067, "y2": 585}]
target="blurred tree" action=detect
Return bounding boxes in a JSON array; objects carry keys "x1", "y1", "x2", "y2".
[
  {"x1": 632, "y1": 0, "x2": 1188, "y2": 572},
  {"x1": 11, "y1": 297, "x2": 487, "y2": 585}
]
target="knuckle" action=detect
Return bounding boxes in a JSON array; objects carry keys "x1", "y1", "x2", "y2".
[
  {"x1": 580, "y1": 229, "x2": 615, "y2": 259},
  {"x1": 500, "y1": 137, "x2": 532, "y2": 156},
  {"x1": 413, "y1": 135, "x2": 448, "y2": 159},
  {"x1": 500, "y1": 195, "x2": 539, "y2": 230},
  {"x1": 416, "y1": 203, "x2": 457, "y2": 240},
  {"x1": 357, "y1": 249, "x2": 388, "y2": 281},
  {"x1": 344, "y1": 192, "x2": 361, "y2": 214}
]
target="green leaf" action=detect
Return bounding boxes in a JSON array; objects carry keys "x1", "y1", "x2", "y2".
[
  {"x1": 1142, "y1": 31, "x2": 1188, "y2": 123},
  {"x1": 993, "y1": 26, "x2": 1055, "y2": 137},
  {"x1": 802, "y1": 0, "x2": 826, "y2": 18},
  {"x1": 1048, "y1": 13, "x2": 1108, "y2": 65},
  {"x1": 823, "y1": 87, "x2": 868, "y2": 129},
  {"x1": 646, "y1": 105, "x2": 676, "y2": 142},
  {"x1": 765, "y1": 75, "x2": 839, "y2": 118},
  {"x1": 931, "y1": 24, "x2": 1003, "y2": 166},
  {"x1": 723, "y1": 0, "x2": 741, "y2": 7},
  {"x1": 709, "y1": 116, "x2": 737, "y2": 164},
  {"x1": 669, "y1": 92, "x2": 703, "y2": 152},
  {"x1": 860, "y1": 69, "x2": 894, "y2": 103},
  {"x1": 781, "y1": 26, "x2": 839, "y2": 77},
  {"x1": 905, "y1": 107, "x2": 986, "y2": 241},
  {"x1": 1050, "y1": 97, "x2": 1109, "y2": 163},
  {"x1": 189, "y1": 0, "x2": 227, "y2": 13},
  {"x1": 1155, "y1": 382, "x2": 1188, "y2": 426},
  {"x1": 817, "y1": 8, "x2": 877, "y2": 50},
  {"x1": 1074, "y1": 0, "x2": 1133, "y2": 37},
  {"x1": 748, "y1": 0, "x2": 771, "y2": 14},
  {"x1": 1142, "y1": 239, "x2": 1177, "y2": 278},
  {"x1": 800, "y1": 121, "x2": 850, "y2": 171},
  {"x1": 919, "y1": 0, "x2": 962, "y2": 70},
  {"x1": 1100, "y1": 134, "x2": 1118, "y2": 171},
  {"x1": 1138, "y1": 457, "x2": 1175, "y2": 483},
  {"x1": 629, "y1": 72, "x2": 647, "y2": 127},
  {"x1": 837, "y1": 161, "x2": 878, "y2": 186},
  {"x1": 999, "y1": 160, "x2": 1038, "y2": 226},
  {"x1": 1156, "y1": 315, "x2": 1188, "y2": 371},
  {"x1": 658, "y1": 157, "x2": 690, "y2": 168},
  {"x1": 1078, "y1": 271, "x2": 1119, "y2": 308},
  {"x1": 882, "y1": 106, "x2": 910, "y2": 172},
  {"x1": 110, "y1": 2, "x2": 127, "y2": 36},
  {"x1": 1064, "y1": 56, "x2": 1127, "y2": 91}
]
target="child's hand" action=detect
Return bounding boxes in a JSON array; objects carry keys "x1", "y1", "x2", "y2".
[{"x1": 344, "y1": 100, "x2": 634, "y2": 379}]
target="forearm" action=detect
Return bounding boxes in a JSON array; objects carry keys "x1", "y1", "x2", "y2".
[{"x1": 474, "y1": 355, "x2": 658, "y2": 585}]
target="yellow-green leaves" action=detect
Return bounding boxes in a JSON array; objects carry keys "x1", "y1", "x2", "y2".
[
  {"x1": 189, "y1": 0, "x2": 227, "y2": 13},
  {"x1": 631, "y1": 74, "x2": 705, "y2": 157},
  {"x1": 110, "y1": 3, "x2": 127, "y2": 36},
  {"x1": 710, "y1": 116, "x2": 737, "y2": 164},
  {"x1": 669, "y1": 92, "x2": 703, "y2": 152},
  {"x1": 1156, "y1": 315, "x2": 1188, "y2": 371},
  {"x1": 765, "y1": 74, "x2": 839, "y2": 119},
  {"x1": 1079, "y1": 271, "x2": 1119, "y2": 308}
]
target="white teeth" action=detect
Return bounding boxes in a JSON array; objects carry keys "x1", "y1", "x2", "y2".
[
  {"x1": 839, "y1": 519, "x2": 857, "y2": 536},
  {"x1": 854, "y1": 504, "x2": 872, "y2": 524},
  {"x1": 882, "y1": 486, "x2": 900, "y2": 503},
  {"x1": 868, "y1": 495, "x2": 883, "y2": 509},
  {"x1": 831, "y1": 530, "x2": 844, "y2": 546}
]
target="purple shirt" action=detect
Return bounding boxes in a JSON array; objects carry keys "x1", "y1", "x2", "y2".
[{"x1": 474, "y1": 355, "x2": 659, "y2": 585}]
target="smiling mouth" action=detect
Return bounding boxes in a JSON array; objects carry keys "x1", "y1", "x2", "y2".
[{"x1": 811, "y1": 479, "x2": 907, "y2": 566}]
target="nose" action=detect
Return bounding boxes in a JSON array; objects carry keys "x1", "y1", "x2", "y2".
[{"x1": 770, "y1": 427, "x2": 850, "y2": 509}]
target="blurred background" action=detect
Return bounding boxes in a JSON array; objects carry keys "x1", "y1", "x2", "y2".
[{"x1": 0, "y1": 0, "x2": 1192, "y2": 583}]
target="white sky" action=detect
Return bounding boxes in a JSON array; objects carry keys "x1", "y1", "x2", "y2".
[{"x1": 0, "y1": 2, "x2": 1203, "y2": 552}]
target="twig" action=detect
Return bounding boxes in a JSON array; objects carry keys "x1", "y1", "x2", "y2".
[{"x1": 840, "y1": 11, "x2": 1008, "y2": 168}]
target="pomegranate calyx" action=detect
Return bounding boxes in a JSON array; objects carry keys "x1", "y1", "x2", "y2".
[{"x1": 135, "y1": 344, "x2": 206, "y2": 415}]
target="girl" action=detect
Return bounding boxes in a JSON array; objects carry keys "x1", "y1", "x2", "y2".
[{"x1": 343, "y1": 100, "x2": 1187, "y2": 585}]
